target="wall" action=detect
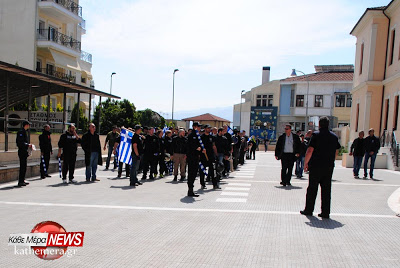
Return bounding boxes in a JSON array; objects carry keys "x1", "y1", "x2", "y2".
[{"x1": 0, "y1": 0, "x2": 37, "y2": 69}]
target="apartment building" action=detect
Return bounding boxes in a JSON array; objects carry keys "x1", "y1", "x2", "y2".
[{"x1": 0, "y1": 0, "x2": 93, "y2": 119}]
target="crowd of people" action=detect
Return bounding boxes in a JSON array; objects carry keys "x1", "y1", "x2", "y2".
[{"x1": 16, "y1": 121, "x2": 256, "y2": 197}]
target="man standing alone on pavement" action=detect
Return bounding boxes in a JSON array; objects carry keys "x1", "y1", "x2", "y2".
[
  {"x1": 104, "y1": 125, "x2": 119, "y2": 170},
  {"x1": 39, "y1": 124, "x2": 52, "y2": 179},
  {"x1": 350, "y1": 131, "x2": 365, "y2": 179},
  {"x1": 81, "y1": 123, "x2": 102, "y2": 182},
  {"x1": 300, "y1": 117, "x2": 341, "y2": 219},
  {"x1": 16, "y1": 121, "x2": 32, "y2": 187},
  {"x1": 275, "y1": 124, "x2": 300, "y2": 186},
  {"x1": 363, "y1": 128, "x2": 380, "y2": 179},
  {"x1": 58, "y1": 124, "x2": 80, "y2": 184}
]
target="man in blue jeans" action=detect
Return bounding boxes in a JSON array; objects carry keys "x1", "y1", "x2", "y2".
[
  {"x1": 81, "y1": 123, "x2": 102, "y2": 182},
  {"x1": 130, "y1": 125, "x2": 144, "y2": 187},
  {"x1": 350, "y1": 131, "x2": 365, "y2": 179},
  {"x1": 363, "y1": 128, "x2": 380, "y2": 179}
]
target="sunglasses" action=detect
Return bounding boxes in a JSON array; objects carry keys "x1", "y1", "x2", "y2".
[{"x1": 284, "y1": 128, "x2": 290, "y2": 130}]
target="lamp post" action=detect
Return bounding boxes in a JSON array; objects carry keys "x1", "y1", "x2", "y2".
[
  {"x1": 110, "y1": 72, "x2": 116, "y2": 95},
  {"x1": 239, "y1": 90, "x2": 245, "y2": 131},
  {"x1": 291, "y1": 69, "x2": 310, "y2": 131},
  {"x1": 172, "y1": 69, "x2": 179, "y2": 123}
]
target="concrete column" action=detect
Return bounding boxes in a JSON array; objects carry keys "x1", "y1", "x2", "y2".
[
  {"x1": 76, "y1": 92, "x2": 80, "y2": 131},
  {"x1": 63, "y1": 89, "x2": 67, "y2": 131},
  {"x1": 5, "y1": 72, "x2": 9, "y2": 152}
]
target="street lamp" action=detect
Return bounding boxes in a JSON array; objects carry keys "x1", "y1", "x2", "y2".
[
  {"x1": 172, "y1": 69, "x2": 179, "y2": 122},
  {"x1": 239, "y1": 90, "x2": 245, "y2": 131},
  {"x1": 291, "y1": 69, "x2": 310, "y2": 131},
  {"x1": 110, "y1": 72, "x2": 116, "y2": 95}
]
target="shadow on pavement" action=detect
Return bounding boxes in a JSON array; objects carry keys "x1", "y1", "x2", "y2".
[
  {"x1": 110, "y1": 185, "x2": 136, "y2": 190},
  {"x1": 47, "y1": 183, "x2": 71, "y2": 187},
  {"x1": 108, "y1": 176, "x2": 129, "y2": 180},
  {"x1": 180, "y1": 196, "x2": 198, "y2": 203},
  {"x1": 305, "y1": 216, "x2": 344, "y2": 229},
  {"x1": 0, "y1": 185, "x2": 22, "y2": 191},
  {"x1": 29, "y1": 178, "x2": 46, "y2": 182},
  {"x1": 274, "y1": 185, "x2": 303, "y2": 190}
]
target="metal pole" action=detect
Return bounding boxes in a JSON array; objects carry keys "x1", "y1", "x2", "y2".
[
  {"x1": 28, "y1": 79, "x2": 32, "y2": 143},
  {"x1": 76, "y1": 92, "x2": 80, "y2": 131},
  {"x1": 239, "y1": 90, "x2": 244, "y2": 131},
  {"x1": 88, "y1": 93, "x2": 92, "y2": 122},
  {"x1": 110, "y1": 75, "x2": 113, "y2": 95},
  {"x1": 172, "y1": 72, "x2": 175, "y2": 122},
  {"x1": 47, "y1": 83, "x2": 50, "y2": 124},
  {"x1": 63, "y1": 89, "x2": 66, "y2": 131},
  {"x1": 5, "y1": 72, "x2": 9, "y2": 152},
  {"x1": 98, "y1": 96, "x2": 102, "y2": 134}
]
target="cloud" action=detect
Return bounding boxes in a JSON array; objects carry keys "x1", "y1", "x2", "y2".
[{"x1": 84, "y1": 0, "x2": 358, "y2": 74}]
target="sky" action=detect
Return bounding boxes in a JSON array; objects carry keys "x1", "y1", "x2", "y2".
[{"x1": 80, "y1": 0, "x2": 390, "y2": 121}]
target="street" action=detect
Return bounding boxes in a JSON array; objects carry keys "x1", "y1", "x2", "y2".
[{"x1": 0, "y1": 151, "x2": 399, "y2": 267}]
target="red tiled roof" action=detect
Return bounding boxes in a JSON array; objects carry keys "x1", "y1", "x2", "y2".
[
  {"x1": 281, "y1": 71, "x2": 353, "y2": 82},
  {"x1": 182, "y1": 113, "x2": 230, "y2": 122}
]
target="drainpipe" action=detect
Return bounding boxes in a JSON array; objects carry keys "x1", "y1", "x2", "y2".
[{"x1": 380, "y1": 9, "x2": 390, "y2": 136}]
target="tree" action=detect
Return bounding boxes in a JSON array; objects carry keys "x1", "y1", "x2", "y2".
[
  {"x1": 71, "y1": 103, "x2": 88, "y2": 133},
  {"x1": 138, "y1": 109, "x2": 165, "y2": 127},
  {"x1": 56, "y1": 102, "x2": 64, "y2": 112},
  {"x1": 10, "y1": 98, "x2": 39, "y2": 111},
  {"x1": 41, "y1": 99, "x2": 54, "y2": 112},
  {"x1": 93, "y1": 99, "x2": 139, "y2": 135}
]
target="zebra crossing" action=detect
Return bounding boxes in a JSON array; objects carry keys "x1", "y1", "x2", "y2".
[{"x1": 216, "y1": 161, "x2": 258, "y2": 203}]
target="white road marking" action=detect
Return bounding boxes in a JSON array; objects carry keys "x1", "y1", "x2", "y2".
[
  {"x1": 228, "y1": 183, "x2": 252, "y2": 186},
  {"x1": 0, "y1": 201, "x2": 397, "y2": 218},
  {"x1": 228, "y1": 180, "x2": 400, "y2": 187},
  {"x1": 221, "y1": 192, "x2": 249, "y2": 197},
  {"x1": 387, "y1": 186, "x2": 400, "y2": 214},
  {"x1": 225, "y1": 187, "x2": 250, "y2": 191},
  {"x1": 215, "y1": 198, "x2": 247, "y2": 203}
]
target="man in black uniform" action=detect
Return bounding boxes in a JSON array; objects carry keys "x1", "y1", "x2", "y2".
[
  {"x1": 200, "y1": 125, "x2": 217, "y2": 189},
  {"x1": 131, "y1": 125, "x2": 144, "y2": 186},
  {"x1": 39, "y1": 124, "x2": 52, "y2": 179},
  {"x1": 141, "y1": 127, "x2": 153, "y2": 180},
  {"x1": 300, "y1": 117, "x2": 341, "y2": 219},
  {"x1": 275, "y1": 124, "x2": 300, "y2": 186},
  {"x1": 16, "y1": 121, "x2": 32, "y2": 187},
  {"x1": 223, "y1": 125, "x2": 232, "y2": 175},
  {"x1": 186, "y1": 122, "x2": 205, "y2": 197},
  {"x1": 215, "y1": 127, "x2": 230, "y2": 186},
  {"x1": 163, "y1": 130, "x2": 173, "y2": 176},
  {"x1": 58, "y1": 124, "x2": 81, "y2": 184}
]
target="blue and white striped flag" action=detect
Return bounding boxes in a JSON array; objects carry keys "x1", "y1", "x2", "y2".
[
  {"x1": 117, "y1": 128, "x2": 134, "y2": 165},
  {"x1": 227, "y1": 126, "x2": 234, "y2": 135},
  {"x1": 162, "y1": 126, "x2": 168, "y2": 137}
]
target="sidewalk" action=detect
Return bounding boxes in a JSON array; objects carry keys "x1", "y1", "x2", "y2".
[{"x1": 0, "y1": 152, "x2": 399, "y2": 267}]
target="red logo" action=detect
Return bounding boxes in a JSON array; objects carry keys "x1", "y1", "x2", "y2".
[{"x1": 30, "y1": 221, "x2": 84, "y2": 260}]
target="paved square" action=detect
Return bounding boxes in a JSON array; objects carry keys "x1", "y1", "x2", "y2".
[{"x1": 0, "y1": 152, "x2": 399, "y2": 267}]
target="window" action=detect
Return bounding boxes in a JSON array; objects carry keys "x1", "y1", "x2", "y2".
[
  {"x1": 355, "y1": 103, "x2": 359, "y2": 132},
  {"x1": 389, "y1": 29, "x2": 396, "y2": 65},
  {"x1": 81, "y1": 77, "x2": 86, "y2": 83},
  {"x1": 256, "y1": 94, "x2": 273, "y2": 107},
  {"x1": 46, "y1": 64, "x2": 54, "y2": 76},
  {"x1": 290, "y1": 90, "x2": 295, "y2": 107},
  {"x1": 335, "y1": 94, "x2": 352, "y2": 107},
  {"x1": 36, "y1": 60, "x2": 42, "y2": 72},
  {"x1": 336, "y1": 94, "x2": 346, "y2": 107},
  {"x1": 360, "y1": 43, "x2": 364, "y2": 74},
  {"x1": 346, "y1": 95, "x2": 352, "y2": 107},
  {"x1": 384, "y1": 99, "x2": 389, "y2": 130},
  {"x1": 394, "y1": 95, "x2": 399, "y2": 131},
  {"x1": 315, "y1": 95, "x2": 323, "y2": 107},
  {"x1": 296, "y1": 95, "x2": 304, "y2": 107}
]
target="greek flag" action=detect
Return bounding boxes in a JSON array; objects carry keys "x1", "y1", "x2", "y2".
[
  {"x1": 162, "y1": 126, "x2": 168, "y2": 137},
  {"x1": 227, "y1": 126, "x2": 234, "y2": 135},
  {"x1": 118, "y1": 128, "x2": 134, "y2": 165}
]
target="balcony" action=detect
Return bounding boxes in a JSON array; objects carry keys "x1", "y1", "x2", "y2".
[
  {"x1": 37, "y1": 29, "x2": 81, "y2": 55},
  {"x1": 36, "y1": 68, "x2": 76, "y2": 83},
  {"x1": 38, "y1": 0, "x2": 83, "y2": 19},
  {"x1": 80, "y1": 51, "x2": 92, "y2": 64}
]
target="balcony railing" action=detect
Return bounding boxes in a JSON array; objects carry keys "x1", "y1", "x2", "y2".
[
  {"x1": 80, "y1": 51, "x2": 92, "y2": 64},
  {"x1": 39, "y1": 0, "x2": 83, "y2": 18},
  {"x1": 37, "y1": 29, "x2": 81, "y2": 52},
  {"x1": 36, "y1": 68, "x2": 76, "y2": 83}
]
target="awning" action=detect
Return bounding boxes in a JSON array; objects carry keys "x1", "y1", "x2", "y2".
[
  {"x1": 0, "y1": 60, "x2": 120, "y2": 111},
  {"x1": 81, "y1": 70, "x2": 93, "y2": 80},
  {"x1": 50, "y1": 50, "x2": 80, "y2": 72}
]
